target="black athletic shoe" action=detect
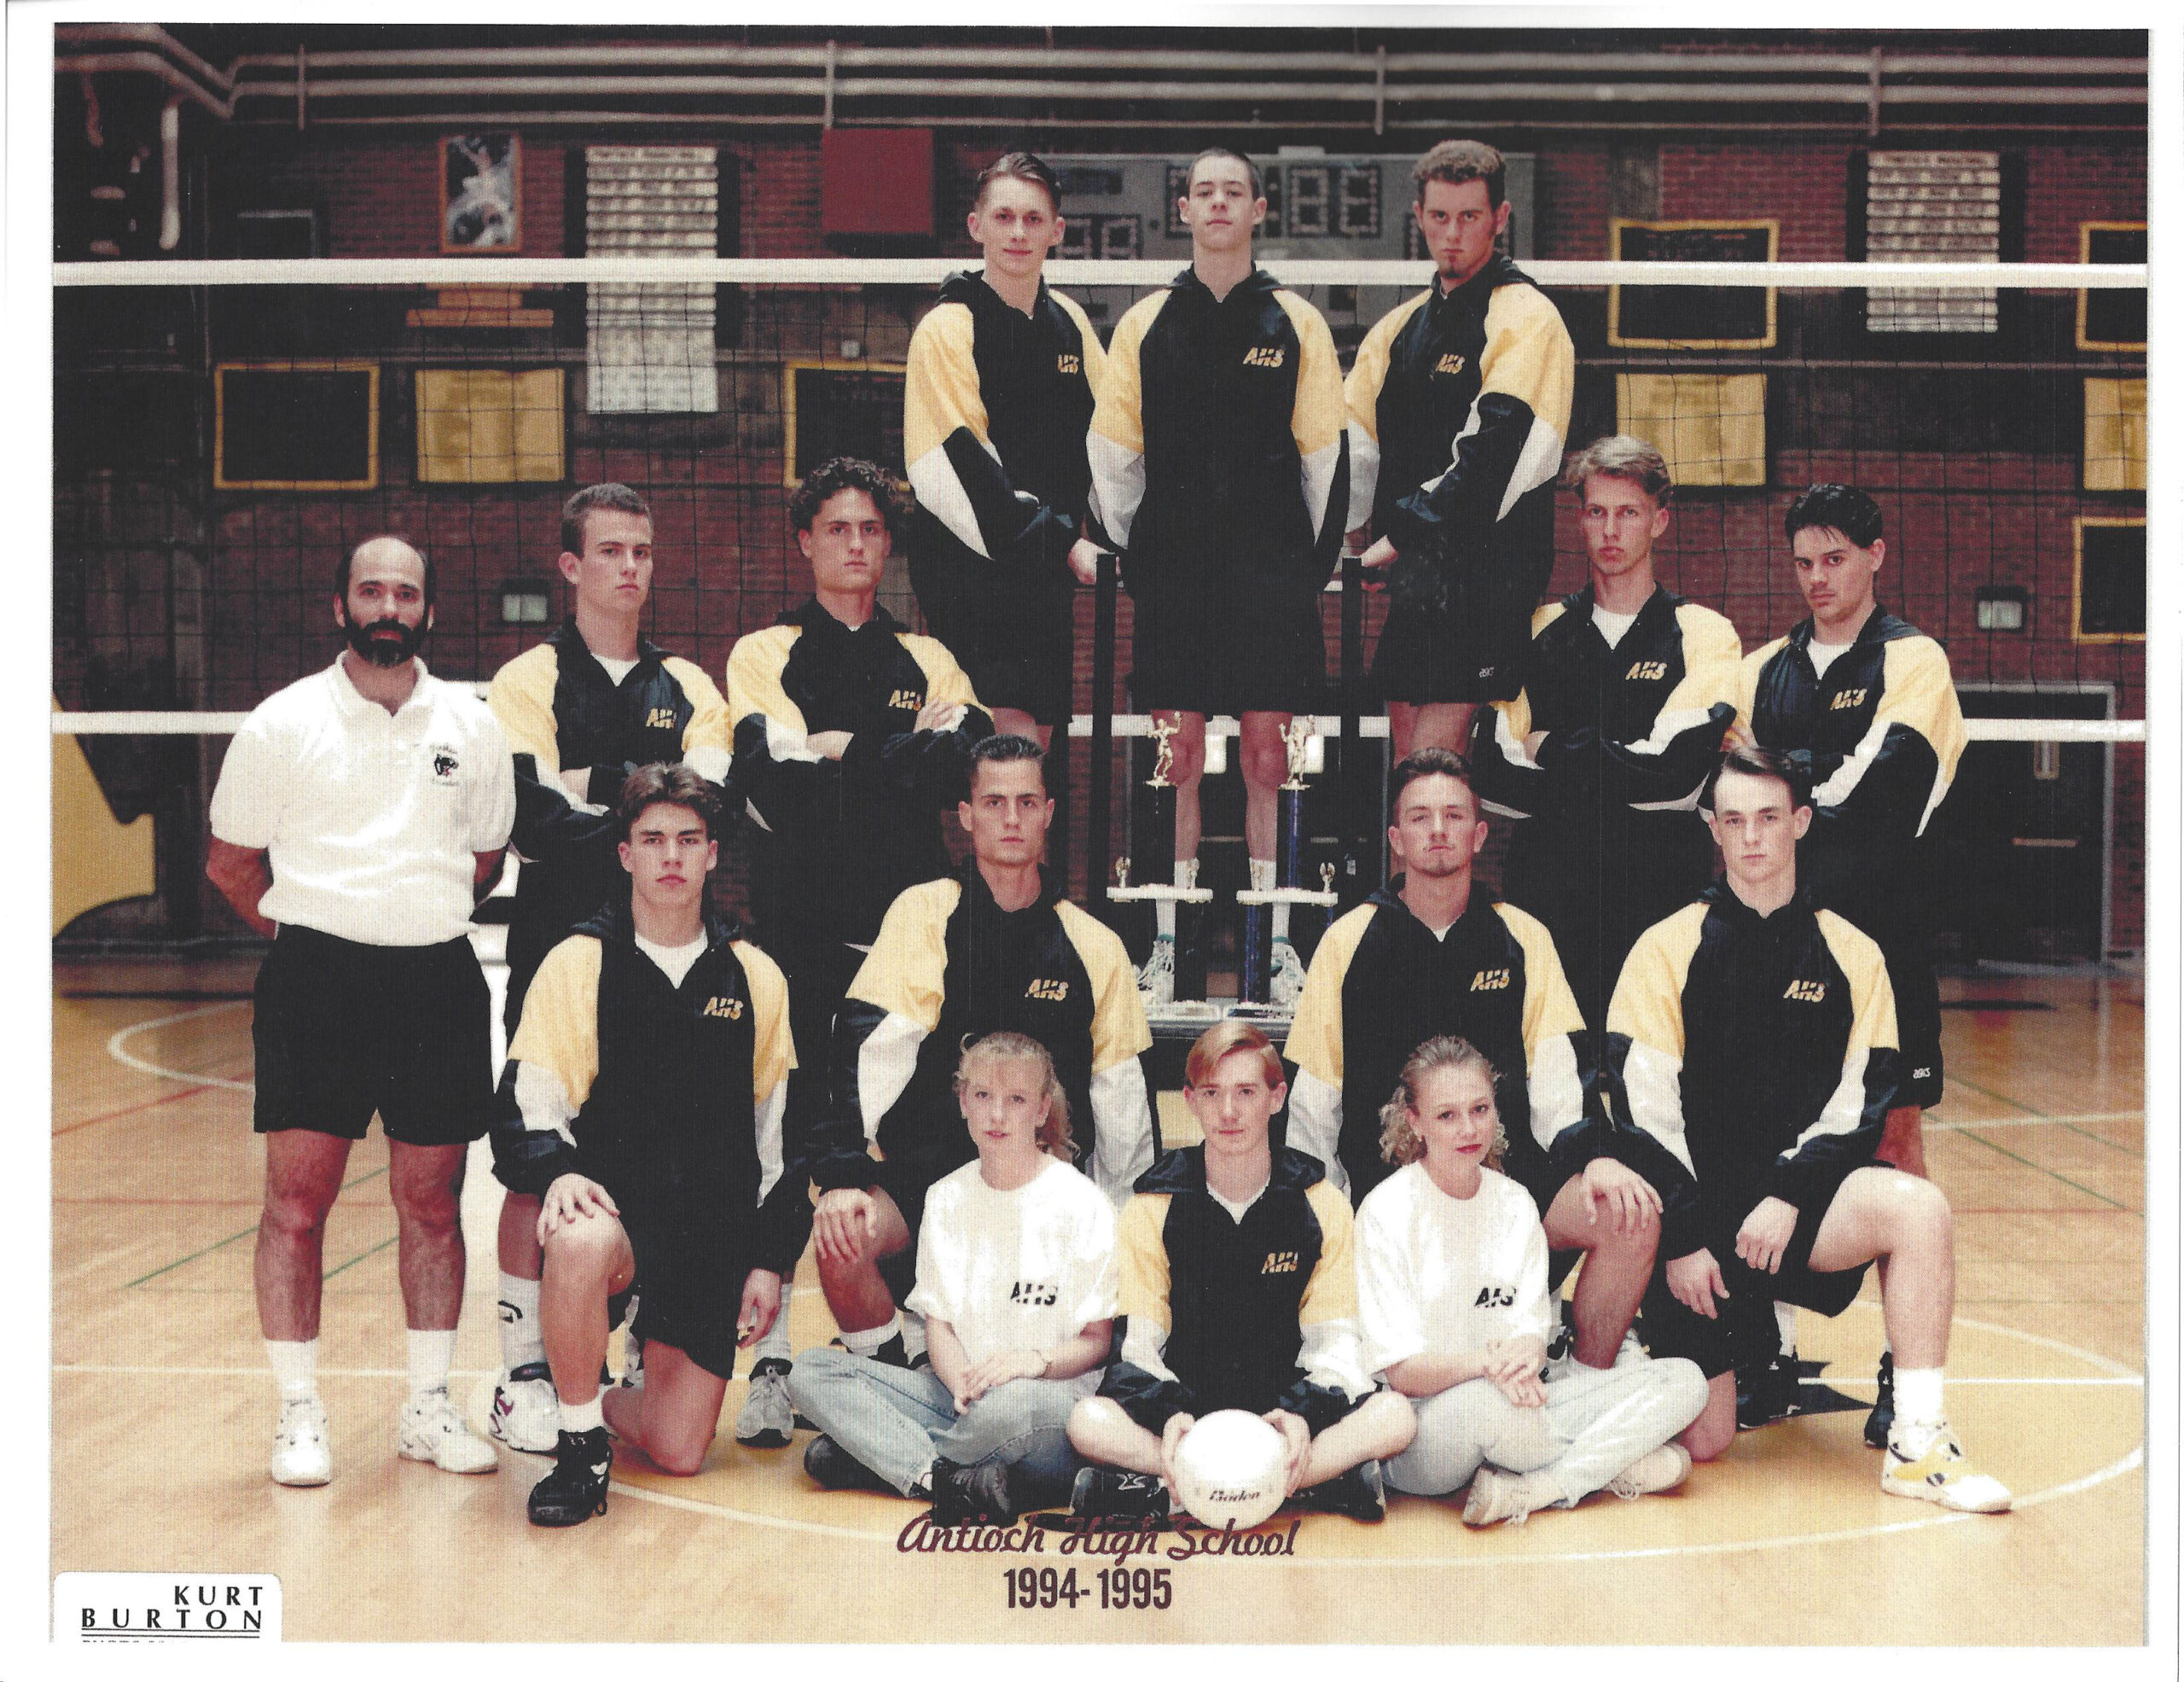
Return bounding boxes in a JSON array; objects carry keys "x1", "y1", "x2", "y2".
[
  {"x1": 1736, "y1": 1353, "x2": 1800, "y2": 1429},
  {"x1": 1069, "y1": 1467, "x2": 1174, "y2": 1523},
  {"x1": 803, "y1": 1433, "x2": 898, "y2": 1494},
  {"x1": 1864, "y1": 1350, "x2": 1896, "y2": 1450},
  {"x1": 929, "y1": 1458, "x2": 1019, "y2": 1527},
  {"x1": 527, "y1": 1427, "x2": 612, "y2": 1528},
  {"x1": 1287, "y1": 1459, "x2": 1387, "y2": 1523}
]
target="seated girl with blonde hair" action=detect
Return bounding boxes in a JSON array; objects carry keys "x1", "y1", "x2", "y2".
[
  {"x1": 789, "y1": 1032, "x2": 1117, "y2": 1524},
  {"x1": 1353, "y1": 1036, "x2": 1708, "y2": 1526}
]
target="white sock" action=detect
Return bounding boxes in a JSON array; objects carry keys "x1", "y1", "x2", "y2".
[
  {"x1": 1892, "y1": 1366, "x2": 1946, "y2": 1441},
  {"x1": 1249, "y1": 856, "x2": 1276, "y2": 893},
  {"x1": 267, "y1": 1338, "x2": 318, "y2": 1405},
  {"x1": 840, "y1": 1313, "x2": 903, "y2": 1357},
  {"x1": 1171, "y1": 858, "x2": 1199, "y2": 891},
  {"x1": 406, "y1": 1328, "x2": 457, "y2": 1400},
  {"x1": 560, "y1": 1391, "x2": 605, "y2": 1435},
  {"x1": 498, "y1": 1272, "x2": 545, "y2": 1371},
  {"x1": 1775, "y1": 1301, "x2": 1799, "y2": 1357},
  {"x1": 750, "y1": 1312, "x2": 793, "y2": 1364}
]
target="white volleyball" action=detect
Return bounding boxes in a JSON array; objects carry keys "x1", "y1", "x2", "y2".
[{"x1": 1170, "y1": 1409, "x2": 1289, "y2": 1532}]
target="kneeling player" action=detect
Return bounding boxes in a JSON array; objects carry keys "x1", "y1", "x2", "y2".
[
  {"x1": 1066, "y1": 1024, "x2": 1415, "y2": 1523},
  {"x1": 1356, "y1": 1037, "x2": 1705, "y2": 1526},
  {"x1": 1606, "y1": 748, "x2": 2009, "y2": 1511},
  {"x1": 498, "y1": 767, "x2": 807, "y2": 1526},
  {"x1": 790, "y1": 1033, "x2": 1117, "y2": 1524}
]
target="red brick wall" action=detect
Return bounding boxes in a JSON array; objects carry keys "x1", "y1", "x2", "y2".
[{"x1": 74, "y1": 122, "x2": 2148, "y2": 951}]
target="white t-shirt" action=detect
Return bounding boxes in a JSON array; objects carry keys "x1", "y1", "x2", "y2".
[
  {"x1": 1807, "y1": 638, "x2": 1853, "y2": 679},
  {"x1": 634, "y1": 932, "x2": 709, "y2": 989},
  {"x1": 1591, "y1": 605, "x2": 1639, "y2": 648},
  {"x1": 209, "y1": 658, "x2": 516, "y2": 946},
  {"x1": 1353, "y1": 1161, "x2": 1553, "y2": 1378},
  {"x1": 906, "y1": 1155, "x2": 1120, "y2": 1398}
]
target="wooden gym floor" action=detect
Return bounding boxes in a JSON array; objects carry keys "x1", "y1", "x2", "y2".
[{"x1": 51, "y1": 952, "x2": 2145, "y2": 1645}]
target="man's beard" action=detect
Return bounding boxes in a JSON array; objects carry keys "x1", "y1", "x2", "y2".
[{"x1": 344, "y1": 614, "x2": 426, "y2": 667}]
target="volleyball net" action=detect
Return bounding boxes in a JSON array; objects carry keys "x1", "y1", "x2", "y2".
[{"x1": 49, "y1": 253, "x2": 2146, "y2": 943}]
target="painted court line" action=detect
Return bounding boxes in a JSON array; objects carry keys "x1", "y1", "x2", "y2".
[{"x1": 105, "y1": 1000, "x2": 255, "y2": 1092}]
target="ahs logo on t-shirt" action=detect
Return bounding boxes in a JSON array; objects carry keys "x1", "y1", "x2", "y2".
[
  {"x1": 1626, "y1": 661, "x2": 1669, "y2": 683},
  {"x1": 1470, "y1": 968, "x2": 1512, "y2": 992},
  {"x1": 1433, "y1": 353, "x2": 1468, "y2": 376},
  {"x1": 701, "y1": 996, "x2": 746, "y2": 1020},
  {"x1": 1008, "y1": 1280, "x2": 1059, "y2": 1307},
  {"x1": 1830, "y1": 689, "x2": 1869, "y2": 711},
  {"x1": 1473, "y1": 1285, "x2": 1517, "y2": 1309},
  {"x1": 1241, "y1": 346, "x2": 1287, "y2": 370},
  {"x1": 646, "y1": 707, "x2": 678, "y2": 730},
  {"x1": 1055, "y1": 353, "x2": 1083, "y2": 376},
  {"x1": 888, "y1": 689, "x2": 926, "y2": 711},
  {"x1": 1782, "y1": 979, "x2": 1827, "y2": 1004},
  {"x1": 1261, "y1": 1251, "x2": 1300, "y2": 1276},
  {"x1": 1025, "y1": 977, "x2": 1069, "y2": 1003}
]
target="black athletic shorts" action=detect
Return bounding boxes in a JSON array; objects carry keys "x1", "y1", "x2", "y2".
[
  {"x1": 909, "y1": 550, "x2": 1076, "y2": 726},
  {"x1": 1114, "y1": 1367, "x2": 1373, "y2": 1439},
  {"x1": 619, "y1": 1206, "x2": 750, "y2": 1382},
  {"x1": 253, "y1": 924, "x2": 492, "y2": 1147},
  {"x1": 1637, "y1": 1178, "x2": 1885, "y2": 1379},
  {"x1": 1131, "y1": 586, "x2": 1326, "y2": 719}
]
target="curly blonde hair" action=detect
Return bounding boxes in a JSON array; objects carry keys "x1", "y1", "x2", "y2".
[
  {"x1": 1378, "y1": 1037, "x2": 1506, "y2": 1167},
  {"x1": 955, "y1": 1032, "x2": 1074, "y2": 1161}
]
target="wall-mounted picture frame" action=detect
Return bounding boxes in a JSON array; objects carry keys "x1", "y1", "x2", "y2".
[{"x1": 441, "y1": 132, "x2": 521, "y2": 252}]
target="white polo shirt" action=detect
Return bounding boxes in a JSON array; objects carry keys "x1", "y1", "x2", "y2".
[{"x1": 210, "y1": 656, "x2": 516, "y2": 947}]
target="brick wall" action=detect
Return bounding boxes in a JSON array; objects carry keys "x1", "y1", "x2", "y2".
[{"x1": 59, "y1": 119, "x2": 2147, "y2": 952}]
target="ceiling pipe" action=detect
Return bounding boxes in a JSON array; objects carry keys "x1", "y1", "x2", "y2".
[
  {"x1": 222, "y1": 73, "x2": 2146, "y2": 108},
  {"x1": 159, "y1": 96, "x2": 182, "y2": 250},
  {"x1": 52, "y1": 51, "x2": 232, "y2": 119}
]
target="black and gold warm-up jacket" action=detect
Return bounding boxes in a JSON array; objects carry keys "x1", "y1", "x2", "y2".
[
  {"x1": 725, "y1": 600, "x2": 991, "y2": 950},
  {"x1": 1736, "y1": 609, "x2": 1966, "y2": 937},
  {"x1": 487, "y1": 621, "x2": 733, "y2": 1021},
  {"x1": 816, "y1": 864, "x2": 1155, "y2": 1204},
  {"x1": 1102, "y1": 1144, "x2": 1369, "y2": 1435},
  {"x1": 1343, "y1": 256, "x2": 1574, "y2": 619},
  {"x1": 493, "y1": 899, "x2": 808, "y2": 1282},
  {"x1": 903, "y1": 270, "x2": 1103, "y2": 575},
  {"x1": 1086, "y1": 266, "x2": 1348, "y2": 611},
  {"x1": 1602, "y1": 885, "x2": 1902, "y2": 1261},
  {"x1": 1282, "y1": 885, "x2": 1593, "y2": 1209},
  {"x1": 1480, "y1": 586, "x2": 1743, "y2": 1022}
]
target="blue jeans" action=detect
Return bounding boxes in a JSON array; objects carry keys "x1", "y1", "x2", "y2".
[
  {"x1": 787, "y1": 1346, "x2": 1083, "y2": 1497},
  {"x1": 1386, "y1": 1353, "x2": 1709, "y2": 1505}
]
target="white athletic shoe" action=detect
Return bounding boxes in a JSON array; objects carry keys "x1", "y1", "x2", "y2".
[
  {"x1": 1461, "y1": 1465, "x2": 1547, "y2": 1528},
  {"x1": 270, "y1": 1397, "x2": 333, "y2": 1487},
  {"x1": 735, "y1": 1359, "x2": 795, "y2": 1448},
  {"x1": 1604, "y1": 1442, "x2": 1692, "y2": 1500},
  {"x1": 1882, "y1": 1429, "x2": 2012, "y2": 1513},
  {"x1": 398, "y1": 1388, "x2": 499, "y2": 1475},
  {"x1": 1136, "y1": 935, "x2": 1176, "y2": 1010},
  {"x1": 488, "y1": 1362, "x2": 560, "y2": 1454},
  {"x1": 1269, "y1": 937, "x2": 1307, "y2": 1010}
]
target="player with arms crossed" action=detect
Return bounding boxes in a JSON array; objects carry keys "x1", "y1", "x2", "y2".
[
  {"x1": 206, "y1": 536, "x2": 514, "y2": 1486},
  {"x1": 1604, "y1": 748, "x2": 2008, "y2": 1511},
  {"x1": 804, "y1": 734, "x2": 1154, "y2": 1375},
  {"x1": 1286, "y1": 749, "x2": 1664, "y2": 1377},
  {"x1": 1345, "y1": 139, "x2": 1575, "y2": 761},
  {"x1": 1087, "y1": 146, "x2": 1348, "y2": 1000},
  {"x1": 904, "y1": 151, "x2": 1107, "y2": 747},
  {"x1": 791, "y1": 1033, "x2": 1118, "y2": 1525},
  {"x1": 1356, "y1": 1037, "x2": 1705, "y2": 1526},
  {"x1": 1066, "y1": 1023, "x2": 1415, "y2": 1525},
  {"x1": 1734, "y1": 484, "x2": 1966, "y2": 1440},
  {"x1": 727, "y1": 457, "x2": 993, "y2": 1439},
  {"x1": 484, "y1": 482, "x2": 733, "y2": 1453},
  {"x1": 1478, "y1": 436, "x2": 1741, "y2": 1029},
  {"x1": 506, "y1": 766, "x2": 804, "y2": 1526}
]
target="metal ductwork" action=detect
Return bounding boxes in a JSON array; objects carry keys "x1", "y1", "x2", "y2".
[{"x1": 54, "y1": 24, "x2": 2146, "y2": 135}]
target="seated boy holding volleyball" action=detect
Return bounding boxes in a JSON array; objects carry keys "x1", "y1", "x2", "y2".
[{"x1": 1066, "y1": 1023, "x2": 1416, "y2": 1523}]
